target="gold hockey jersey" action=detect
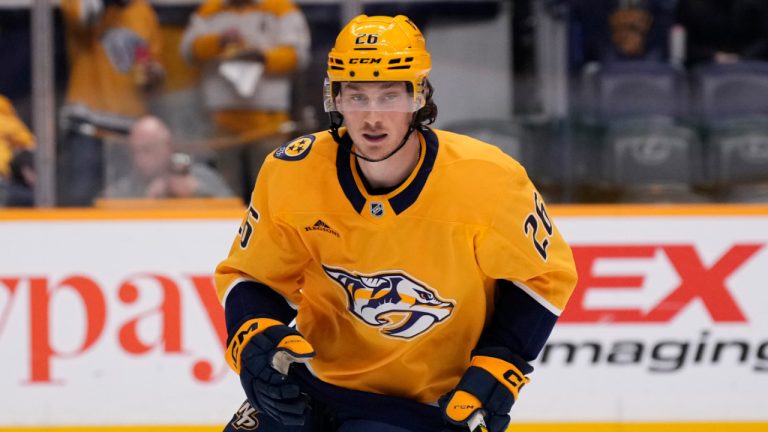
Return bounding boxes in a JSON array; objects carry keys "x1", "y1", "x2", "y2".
[
  {"x1": 60, "y1": 0, "x2": 162, "y2": 127},
  {"x1": 216, "y1": 127, "x2": 577, "y2": 403},
  {"x1": 0, "y1": 95, "x2": 35, "y2": 178},
  {"x1": 179, "y1": 0, "x2": 311, "y2": 115}
]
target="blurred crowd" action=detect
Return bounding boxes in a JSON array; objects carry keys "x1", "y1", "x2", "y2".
[
  {"x1": 2, "y1": 0, "x2": 768, "y2": 207},
  {"x1": 569, "y1": 0, "x2": 768, "y2": 69},
  {"x1": 567, "y1": 0, "x2": 768, "y2": 203},
  {"x1": 2, "y1": 0, "x2": 312, "y2": 207}
]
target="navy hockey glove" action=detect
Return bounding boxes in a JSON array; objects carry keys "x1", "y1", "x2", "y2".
[
  {"x1": 226, "y1": 318, "x2": 315, "y2": 426},
  {"x1": 439, "y1": 348, "x2": 532, "y2": 432}
]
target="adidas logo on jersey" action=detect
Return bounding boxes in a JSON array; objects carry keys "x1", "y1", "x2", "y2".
[{"x1": 304, "y1": 219, "x2": 340, "y2": 238}]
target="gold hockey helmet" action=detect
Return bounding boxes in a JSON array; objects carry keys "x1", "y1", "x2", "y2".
[{"x1": 325, "y1": 15, "x2": 432, "y2": 113}]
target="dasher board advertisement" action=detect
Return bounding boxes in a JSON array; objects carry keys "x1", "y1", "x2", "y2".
[
  {"x1": 0, "y1": 207, "x2": 767, "y2": 427},
  {"x1": 515, "y1": 210, "x2": 768, "y2": 423},
  {"x1": 0, "y1": 214, "x2": 244, "y2": 426}
]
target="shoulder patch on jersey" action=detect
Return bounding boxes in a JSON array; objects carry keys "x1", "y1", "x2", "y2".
[{"x1": 274, "y1": 135, "x2": 315, "y2": 161}]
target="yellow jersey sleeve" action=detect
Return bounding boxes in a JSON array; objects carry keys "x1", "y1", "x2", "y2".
[
  {"x1": 475, "y1": 163, "x2": 577, "y2": 314},
  {"x1": 215, "y1": 158, "x2": 312, "y2": 305}
]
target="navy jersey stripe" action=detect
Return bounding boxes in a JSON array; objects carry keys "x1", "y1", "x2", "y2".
[
  {"x1": 224, "y1": 280, "x2": 297, "y2": 344},
  {"x1": 292, "y1": 365, "x2": 445, "y2": 431},
  {"x1": 335, "y1": 127, "x2": 439, "y2": 215},
  {"x1": 477, "y1": 279, "x2": 559, "y2": 363},
  {"x1": 389, "y1": 127, "x2": 439, "y2": 215},
  {"x1": 335, "y1": 132, "x2": 367, "y2": 213}
]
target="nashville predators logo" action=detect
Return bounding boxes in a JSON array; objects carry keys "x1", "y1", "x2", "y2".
[
  {"x1": 230, "y1": 400, "x2": 259, "y2": 430},
  {"x1": 323, "y1": 266, "x2": 454, "y2": 339},
  {"x1": 274, "y1": 135, "x2": 314, "y2": 161}
]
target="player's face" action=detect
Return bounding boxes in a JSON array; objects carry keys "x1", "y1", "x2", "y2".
[{"x1": 338, "y1": 82, "x2": 414, "y2": 159}]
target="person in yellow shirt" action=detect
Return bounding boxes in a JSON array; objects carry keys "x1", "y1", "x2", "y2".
[
  {"x1": 180, "y1": 0, "x2": 311, "y2": 202},
  {"x1": 1, "y1": 95, "x2": 35, "y2": 206},
  {"x1": 0, "y1": 94, "x2": 35, "y2": 181},
  {"x1": 215, "y1": 15, "x2": 577, "y2": 432},
  {"x1": 59, "y1": 0, "x2": 164, "y2": 206}
]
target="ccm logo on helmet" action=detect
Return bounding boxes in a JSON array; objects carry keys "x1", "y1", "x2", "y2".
[{"x1": 349, "y1": 58, "x2": 382, "y2": 64}]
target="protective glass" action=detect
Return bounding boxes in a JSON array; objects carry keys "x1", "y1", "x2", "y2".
[{"x1": 323, "y1": 79, "x2": 426, "y2": 113}]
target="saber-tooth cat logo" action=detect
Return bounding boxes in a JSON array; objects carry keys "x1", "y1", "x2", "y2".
[{"x1": 323, "y1": 266, "x2": 454, "y2": 338}]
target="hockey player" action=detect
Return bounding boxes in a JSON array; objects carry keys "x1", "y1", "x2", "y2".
[{"x1": 215, "y1": 14, "x2": 578, "y2": 432}]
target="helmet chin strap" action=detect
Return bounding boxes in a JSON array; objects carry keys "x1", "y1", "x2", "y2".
[{"x1": 329, "y1": 112, "x2": 419, "y2": 163}]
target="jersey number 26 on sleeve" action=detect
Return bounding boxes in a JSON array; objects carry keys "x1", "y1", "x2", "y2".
[{"x1": 523, "y1": 192, "x2": 553, "y2": 261}]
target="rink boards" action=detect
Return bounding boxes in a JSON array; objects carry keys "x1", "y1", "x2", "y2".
[{"x1": 1, "y1": 205, "x2": 767, "y2": 431}]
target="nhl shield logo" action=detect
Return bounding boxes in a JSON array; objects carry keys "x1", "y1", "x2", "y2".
[{"x1": 370, "y1": 201, "x2": 384, "y2": 217}]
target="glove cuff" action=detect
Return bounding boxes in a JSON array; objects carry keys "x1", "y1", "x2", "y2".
[
  {"x1": 470, "y1": 355, "x2": 530, "y2": 400},
  {"x1": 472, "y1": 346, "x2": 534, "y2": 375},
  {"x1": 225, "y1": 317, "x2": 283, "y2": 373}
]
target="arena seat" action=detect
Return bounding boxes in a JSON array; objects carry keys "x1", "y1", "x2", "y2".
[
  {"x1": 692, "y1": 61, "x2": 768, "y2": 191},
  {"x1": 575, "y1": 61, "x2": 706, "y2": 202}
]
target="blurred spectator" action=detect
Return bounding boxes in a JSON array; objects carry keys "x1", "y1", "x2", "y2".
[
  {"x1": 59, "y1": 0, "x2": 164, "y2": 206},
  {"x1": 570, "y1": 0, "x2": 677, "y2": 71},
  {"x1": 0, "y1": 94, "x2": 35, "y2": 181},
  {"x1": 1, "y1": 95, "x2": 36, "y2": 206},
  {"x1": 675, "y1": 0, "x2": 768, "y2": 67},
  {"x1": 0, "y1": 10, "x2": 32, "y2": 127},
  {"x1": 6, "y1": 150, "x2": 36, "y2": 207},
  {"x1": 180, "y1": 0, "x2": 310, "y2": 201},
  {"x1": 104, "y1": 116, "x2": 232, "y2": 199}
]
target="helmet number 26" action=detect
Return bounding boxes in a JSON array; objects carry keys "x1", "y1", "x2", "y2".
[{"x1": 355, "y1": 34, "x2": 379, "y2": 45}]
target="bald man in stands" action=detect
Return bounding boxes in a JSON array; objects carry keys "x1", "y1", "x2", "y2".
[{"x1": 104, "y1": 116, "x2": 233, "y2": 199}]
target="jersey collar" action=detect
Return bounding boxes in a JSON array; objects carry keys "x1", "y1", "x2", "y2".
[{"x1": 335, "y1": 127, "x2": 439, "y2": 215}]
